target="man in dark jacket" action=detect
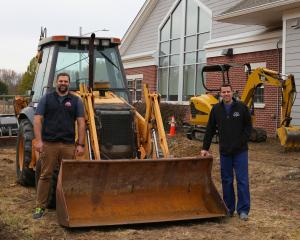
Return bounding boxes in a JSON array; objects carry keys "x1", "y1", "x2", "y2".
[
  {"x1": 33, "y1": 72, "x2": 85, "y2": 219},
  {"x1": 201, "y1": 84, "x2": 252, "y2": 221}
]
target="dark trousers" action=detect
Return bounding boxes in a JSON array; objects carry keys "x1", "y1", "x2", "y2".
[{"x1": 220, "y1": 150, "x2": 250, "y2": 215}]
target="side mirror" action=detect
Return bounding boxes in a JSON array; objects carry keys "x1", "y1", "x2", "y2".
[
  {"x1": 26, "y1": 90, "x2": 34, "y2": 96},
  {"x1": 36, "y1": 50, "x2": 43, "y2": 64}
]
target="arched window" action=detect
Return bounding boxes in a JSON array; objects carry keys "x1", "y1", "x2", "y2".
[{"x1": 158, "y1": 0, "x2": 211, "y2": 102}]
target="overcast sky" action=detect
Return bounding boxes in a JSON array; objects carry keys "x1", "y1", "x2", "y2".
[{"x1": 0, "y1": 0, "x2": 145, "y2": 73}]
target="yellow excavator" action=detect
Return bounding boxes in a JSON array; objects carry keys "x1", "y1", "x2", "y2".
[
  {"x1": 187, "y1": 64, "x2": 300, "y2": 149},
  {"x1": 14, "y1": 33, "x2": 227, "y2": 227}
]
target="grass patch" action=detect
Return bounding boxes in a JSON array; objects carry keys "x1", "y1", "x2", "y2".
[{"x1": 0, "y1": 207, "x2": 33, "y2": 239}]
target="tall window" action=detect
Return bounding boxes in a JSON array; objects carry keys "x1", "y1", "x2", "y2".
[
  {"x1": 158, "y1": 0, "x2": 211, "y2": 102},
  {"x1": 254, "y1": 86, "x2": 264, "y2": 105}
]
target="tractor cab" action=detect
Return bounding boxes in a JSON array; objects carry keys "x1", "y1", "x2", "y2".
[{"x1": 31, "y1": 35, "x2": 129, "y2": 103}]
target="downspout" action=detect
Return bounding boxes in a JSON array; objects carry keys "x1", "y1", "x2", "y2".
[{"x1": 276, "y1": 40, "x2": 281, "y2": 132}]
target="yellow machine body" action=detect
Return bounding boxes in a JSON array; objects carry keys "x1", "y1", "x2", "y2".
[
  {"x1": 55, "y1": 84, "x2": 227, "y2": 227},
  {"x1": 189, "y1": 65, "x2": 300, "y2": 149},
  {"x1": 15, "y1": 34, "x2": 227, "y2": 227}
]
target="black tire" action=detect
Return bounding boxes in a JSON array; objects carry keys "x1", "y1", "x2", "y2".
[
  {"x1": 250, "y1": 127, "x2": 267, "y2": 142},
  {"x1": 256, "y1": 128, "x2": 267, "y2": 142},
  {"x1": 35, "y1": 158, "x2": 59, "y2": 209},
  {"x1": 16, "y1": 119, "x2": 35, "y2": 186}
]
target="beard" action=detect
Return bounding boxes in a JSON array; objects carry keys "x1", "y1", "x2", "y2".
[
  {"x1": 222, "y1": 96, "x2": 232, "y2": 104},
  {"x1": 58, "y1": 85, "x2": 68, "y2": 94}
]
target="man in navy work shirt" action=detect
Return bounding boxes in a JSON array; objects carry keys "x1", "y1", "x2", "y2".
[
  {"x1": 201, "y1": 84, "x2": 252, "y2": 221},
  {"x1": 33, "y1": 72, "x2": 85, "y2": 219}
]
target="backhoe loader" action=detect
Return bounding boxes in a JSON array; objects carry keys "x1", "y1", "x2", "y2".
[
  {"x1": 187, "y1": 64, "x2": 300, "y2": 149},
  {"x1": 14, "y1": 33, "x2": 227, "y2": 227}
]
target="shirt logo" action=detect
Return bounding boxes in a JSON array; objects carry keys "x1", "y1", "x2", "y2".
[
  {"x1": 233, "y1": 112, "x2": 240, "y2": 117},
  {"x1": 65, "y1": 101, "x2": 72, "y2": 107}
]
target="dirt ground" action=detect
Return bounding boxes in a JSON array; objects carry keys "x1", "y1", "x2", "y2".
[{"x1": 0, "y1": 133, "x2": 300, "y2": 240}]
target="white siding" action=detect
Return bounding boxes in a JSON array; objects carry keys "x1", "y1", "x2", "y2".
[
  {"x1": 123, "y1": 0, "x2": 176, "y2": 56},
  {"x1": 123, "y1": 0, "x2": 268, "y2": 57},
  {"x1": 286, "y1": 18, "x2": 300, "y2": 125},
  {"x1": 201, "y1": 0, "x2": 266, "y2": 39}
]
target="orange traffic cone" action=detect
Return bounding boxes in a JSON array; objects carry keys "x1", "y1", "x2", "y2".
[{"x1": 168, "y1": 116, "x2": 176, "y2": 137}]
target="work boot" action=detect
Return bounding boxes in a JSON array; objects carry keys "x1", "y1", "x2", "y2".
[
  {"x1": 227, "y1": 211, "x2": 234, "y2": 217},
  {"x1": 33, "y1": 207, "x2": 45, "y2": 219},
  {"x1": 239, "y1": 212, "x2": 248, "y2": 221}
]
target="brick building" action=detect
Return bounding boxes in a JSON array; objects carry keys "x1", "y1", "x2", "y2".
[{"x1": 120, "y1": 0, "x2": 300, "y2": 136}]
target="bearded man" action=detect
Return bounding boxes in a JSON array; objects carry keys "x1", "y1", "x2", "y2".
[{"x1": 33, "y1": 72, "x2": 85, "y2": 219}]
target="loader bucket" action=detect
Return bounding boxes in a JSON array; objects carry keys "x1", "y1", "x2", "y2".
[
  {"x1": 56, "y1": 157, "x2": 227, "y2": 227},
  {"x1": 277, "y1": 126, "x2": 300, "y2": 149}
]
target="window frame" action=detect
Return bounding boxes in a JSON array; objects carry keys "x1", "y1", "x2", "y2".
[
  {"x1": 157, "y1": 0, "x2": 212, "y2": 103},
  {"x1": 245, "y1": 62, "x2": 266, "y2": 108},
  {"x1": 126, "y1": 74, "x2": 143, "y2": 102}
]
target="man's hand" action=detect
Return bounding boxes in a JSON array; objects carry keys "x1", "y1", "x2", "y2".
[
  {"x1": 75, "y1": 145, "x2": 85, "y2": 156},
  {"x1": 200, "y1": 149, "x2": 211, "y2": 157},
  {"x1": 34, "y1": 140, "x2": 44, "y2": 153}
]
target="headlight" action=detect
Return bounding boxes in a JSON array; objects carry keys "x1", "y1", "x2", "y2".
[
  {"x1": 80, "y1": 39, "x2": 90, "y2": 45},
  {"x1": 101, "y1": 39, "x2": 110, "y2": 47}
]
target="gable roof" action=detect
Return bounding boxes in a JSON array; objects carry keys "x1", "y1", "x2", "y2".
[
  {"x1": 215, "y1": 0, "x2": 300, "y2": 26},
  {"x1": 120, "y1": 0, "x2": 158, "y2": 56}
]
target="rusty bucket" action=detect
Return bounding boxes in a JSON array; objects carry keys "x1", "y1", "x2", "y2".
[
  {"x1": 277, "y1": 126, "x2": 300, "y2": 149},
  {"x1": 56, "y1": 156, "x2": 227, "y2": 227}
]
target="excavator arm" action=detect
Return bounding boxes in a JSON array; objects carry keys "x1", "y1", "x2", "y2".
[
  {"x1": 188, "y1": 64, "x2": 300, "y2": 148},
  {"x1": 140, "y1": 84, "x2": 170, "y2": 158},
  {"x1": 78, "y1": 83, "x2": 101, "y2": 160},
  {"x1": 241, "y1": 67, "x2": 299, "y2": 148}
]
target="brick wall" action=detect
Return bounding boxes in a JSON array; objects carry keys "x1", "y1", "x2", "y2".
[
  {"x1": 124, "y1": 50, "x2": 283, "y2": 136},
  {"x1": 125, "y1": 65, "x2": 157, "y2": 94},
  {"x1": 207, "y1": 49, "x2": 282, "y2": 136}
]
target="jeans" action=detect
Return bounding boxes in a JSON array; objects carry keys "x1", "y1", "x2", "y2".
[{"x1": 220, "y1": 150, "x2": 250, "y2": 215}]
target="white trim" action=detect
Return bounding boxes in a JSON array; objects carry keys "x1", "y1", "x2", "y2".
[
  {"x1": 282, "y1": 7, "x2": 300, "y2": 75},
  {"x1": 120, "y1": 0, "x2": 159, "y2": 55},
  {"x1": 195, "y1": 0, "x2": 212, "y2": 17},
  {"x1": 158, "y1": 0, "x2": 180, "y2": 31},
  {"x1": 282, "y1": 18, "x2": 287, "y2": 75},
  {"x1": 205, "y1": 30, "x2": 281, "y2": 58},
  {"x1": 254, "y1": 103, "x2": 266, "y2": 108},
  {"x1": 126, "y1": 74, "x2": 144, "y2": 80},
  {"x1": 123, "y1": 59, "x2": 156, "y2": 69},
  {"x1": 247, "y1": 62, "x2": 267, "y2": 70},
  {"x1": 206, "y1": 29, "x2": 281, "y2": 49},
  {"x1": 206, "y1": 38, "x2": 280, "y2": 58},
  {"x1": 156, "y1": 19, "x2": 161, "y2": 93},
  {"x1": 279, "y1": 7, "x2": 300, "y2": 20},
  {"x1": 215, "y1": 0, "x2": 298, "y2": 21},
  {"x1": 122, "y1": 51, "x2": 156, "y2": 61},
  {"x1": 178, "y1": 0, "x2": 186, "y2": 102},
  {"x1": 122, "y1": 50, "x2": 156, "y2": 69}
]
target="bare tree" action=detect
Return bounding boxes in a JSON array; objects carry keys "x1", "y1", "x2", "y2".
[{"x1": 0, "y1": 69, "x2": 23, "y2": 95}]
